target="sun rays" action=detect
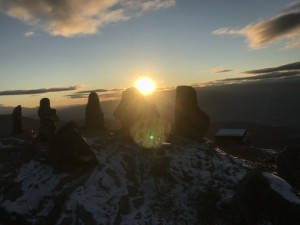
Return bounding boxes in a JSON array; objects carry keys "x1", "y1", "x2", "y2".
[{"x1": 135, "y1": 77, "x2": 156, "y2": 95}]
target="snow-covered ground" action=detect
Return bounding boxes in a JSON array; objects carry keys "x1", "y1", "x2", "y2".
[{"x1": 0, "y1": 135, "x2": 252, "y2": 225}]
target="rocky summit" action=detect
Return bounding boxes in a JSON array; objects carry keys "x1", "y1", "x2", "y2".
[{"x1": 0, "y1": 133, "x2": 298, "y2": 225}]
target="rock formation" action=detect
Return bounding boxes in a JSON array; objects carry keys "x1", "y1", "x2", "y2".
[
  {"x1": 50, "y1": 121, "x2": 98, "y2": 168},
  {"x1": 37, "y1": 98, "x2": 59, "y2": 141},
  {"x1": 85, "y1": 92, "x2": 104, "y2": 130},
  {"x1": 175, "y1": 86, "x2": 210, "y2": 140},
  {"x1": 12, "y1": 105, "x2": 23, "y2": 134},
  {"x1": 113, "y1": 87, "x2": 159, "y2": 134},
  {"x1": 234, "y1": 168, "x2": 300, "y2": 225},
  {"x1": 277, "y1": 145, "x2": 300, "y2": 190}
]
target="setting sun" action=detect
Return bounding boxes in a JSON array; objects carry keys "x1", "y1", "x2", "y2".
[{"x1": 135, "y1": 77, "x2": 156, "y2": 95}]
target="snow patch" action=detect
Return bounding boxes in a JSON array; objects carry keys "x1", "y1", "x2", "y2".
[
  {"x1": 263, "y1": 172, "x2": 300, "y2": 205},
  {"x1": 0, "y1": 138, "x2": 25, "y2": 149},
  {"x1": 3, "y1": 161, "x2": 68, "y2": 215}
]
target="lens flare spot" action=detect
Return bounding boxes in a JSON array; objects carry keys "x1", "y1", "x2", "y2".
[{"x1": 130, "y1": 120, "x2": 171, "y2": 149}]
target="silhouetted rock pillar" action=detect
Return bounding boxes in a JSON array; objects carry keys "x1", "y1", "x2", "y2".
[
  {"x1": 12, "y1": 105, "x2": 23, "y2": 134},
  {"x1": 38, "y1": 98, "x2": 59, "y2": 141},
  {"x1": 85, "y1": 92, "x2": 104, "y2": 130},
  {"x1": 175, "y1": 86, "x2": 210, "y2": 140},
  {"x1": 113, "y1": 87, "x2": 159, "y2": 135}
]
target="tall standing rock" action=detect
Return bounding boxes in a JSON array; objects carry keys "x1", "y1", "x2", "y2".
[
  {"x1": 175, "y1": 86, "x2": 210, "y2": 140},
  {"x1": 113, "y1": 87, "x2": 159, "y2": 137},
  {"x1": 38, "y1": 98, "x2": 59, "y2": 141},
  {"x1": 85, "y1": 92, "x2": 104, "y2": 130},
  {"x1": 12, "y1": 105, "x2": 23, "y2": 134}
]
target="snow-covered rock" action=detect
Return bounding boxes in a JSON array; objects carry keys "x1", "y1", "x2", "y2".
[
  {"x1": 235, "y1": 169, "x2": 300, "y2": 225},
  {"x1": 277, "y1": 145, "x2": 300, "y2": 190}
]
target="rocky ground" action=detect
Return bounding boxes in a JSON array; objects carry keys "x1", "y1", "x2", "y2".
[{"x1": 0, "y1": 133, "x2": 298, "y2": 225}]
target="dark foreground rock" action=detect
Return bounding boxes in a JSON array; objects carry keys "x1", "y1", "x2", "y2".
[
  {"x1": 277, "y1": 145, "x2": 300, "y2": 190},
  {"x1": 50, "y1": 121, "x2": 98, "y2": 168},
  {"x1": 234, "y1": 168, "x2": 300, "y2": 225},
  {"x1": 175, "y1": 86, "x2": 210, "y2": 140},
  {"x1": 0, "y1": 135, "x2": 250, "y2": 225}
]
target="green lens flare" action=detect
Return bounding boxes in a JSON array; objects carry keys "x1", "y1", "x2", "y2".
[{"x1": 130, "y1": 120, "x2": 171, "y2": 149}]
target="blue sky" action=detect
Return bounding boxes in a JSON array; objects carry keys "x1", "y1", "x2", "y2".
[{"x1": 0, "y1": 0, "x2": 300, "y2": 107}]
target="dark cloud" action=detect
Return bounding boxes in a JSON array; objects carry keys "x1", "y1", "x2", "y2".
[
  {"x1": 0, "y1": 86, "x2": 79, "y2": 96},
  {"x1": 0, "y1": 0, "x2": 175, "y2": 37},
  {"x1": 98, "y1": 92, "x2": 122, "y2": 99},
  {"x1": 110, "y1": 88, "x2": 125, "y2": 92},
  {"x1": 245, "y1": 61, "x2": 300, "y2": 74},
  {"x1": 66, "y1": 88, "x2": 124, "y2": 100},
  {"x1": 77, "y1": 89, "x2": 109, "y2": 94},
  {"x1": 65, "y1": 94, "x2": 86, "y2": 99},
  {"x1": 224, "y1": 71, "x2": 300, "y2": 82},
  {"x1": 200, "y1": 61, "x2": 300, "y2": 87},
  {"x1": 155, "y1": 87, "x2": 174, "y2": 91},
  {"x1": 214, "y1": 69, "x2": 232, "y2": 74},
  {"x1": 234, "y1": 61, "x2": 300, "y2": 82},
  {"x1": 213, "y1": 1, "x2": 300, "y2": 49}
]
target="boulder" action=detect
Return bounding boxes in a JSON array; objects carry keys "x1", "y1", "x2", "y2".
[
  {"x1": 235, "y1": 168, "x2": 300, "y2": 225},
  {"x1": 175, "y1": 86, "x2": 210, "y2": 139},
  {"x1": 113, "y1": 87, "x2": 159, "y2": 134},
  {"x1": 277, "y1": 145, "x2": 300, "y2": 190},
  {"x1": 50, "y1": 121, "x2": 98, "y2": 168},
  {"x1": 85, "y1": 92, "x2": 104, "y2": 130},
  {"x1": 37, "y1": 98, "x2": 59, "y2": 141},
  {"x1": 12, "y1": 105, "x2": 23, "y2": 134}
]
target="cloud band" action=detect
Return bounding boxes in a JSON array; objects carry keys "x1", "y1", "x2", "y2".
[
  {"x1": 213, "y1": 1, "x2": 300, "y2": 49},
  {"x1": 0, "y1": 86, "x2": 79, "y2": 96},
  {"x1": 0, "y1": 0, "x2": 175, "y2": 37}
]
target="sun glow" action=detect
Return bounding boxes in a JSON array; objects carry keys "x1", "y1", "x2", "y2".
[{"x1": 135, "y1": 77, "x2": 156, "y2": 95}]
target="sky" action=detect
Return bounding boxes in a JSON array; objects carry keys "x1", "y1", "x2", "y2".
[{"x1": 0, "y1": 0, "x2": 300, "y2": 108}]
